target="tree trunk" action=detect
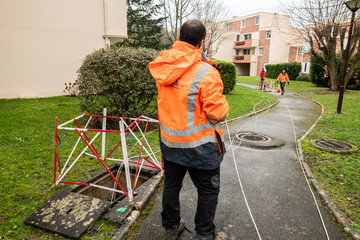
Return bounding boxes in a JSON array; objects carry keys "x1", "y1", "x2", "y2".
[{"x1": 328, "y1": 59, "x2": 339, "y2": 91}]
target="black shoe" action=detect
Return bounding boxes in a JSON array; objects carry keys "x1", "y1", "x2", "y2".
[{"x1": 165, "y1": 219, "x2": 185, "y2": 240}]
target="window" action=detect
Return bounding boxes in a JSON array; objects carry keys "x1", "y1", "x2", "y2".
[
  {"x1": 302, "y1": 62, "x2": 310, "y2": 74},
  {"x1": 244, "y1": 34, "x2": 252, "y2": 40},
  {"x1": 255, "y1": 16, "x2": 260, "y2": 25},
  {"x1": 259, "y1": 47, "x2": 263, "y2": 56},
  {"x1": 236, "y1": 49, "x2": 240, "y2": 56},
  {"x1": 242, "y1": 19, "x2": 246, "y2": 28},
  {"x1": 297, "y1": 46, "x2": 303, "y2": 55},
  {"x1": 236, "y1": 35, "x2": 241, "y2": 41},
  {"x1": 266, "y1": 30, "x2": 271, "y2": 39},
  {"x1": 243, "y1": 49, "x2": 250, "y2": 55},
  {"x1": 304, "y1": 42, "x2": 311, "y2": 53},
  {"x1": 226, "y1": 23, "x2": 229, "y2": 31}
]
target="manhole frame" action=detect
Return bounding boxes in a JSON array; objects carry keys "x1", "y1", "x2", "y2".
[
  {"x1": 236, "y1": 132, "x2": 272, "y2": 143},
  {"x1": 310, "y1": 139, "x2": 358, "y2": 153}
]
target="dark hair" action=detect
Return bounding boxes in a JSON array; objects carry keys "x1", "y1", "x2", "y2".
[{"x1": 180, "y1": 20, "x2": 206, "y2": 47}]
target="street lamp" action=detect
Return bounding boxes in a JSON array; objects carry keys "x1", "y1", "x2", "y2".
[{"x1": 336, "y1": 0, "x2": 360, "y2": 114}]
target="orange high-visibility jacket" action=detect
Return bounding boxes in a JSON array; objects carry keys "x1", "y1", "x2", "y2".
[
  {"x1": 277, "y1": 73, "x2": 290, "y2": 82},
  {"x1": 149, "y1": 41, "x2": 229, "y2": 170}
]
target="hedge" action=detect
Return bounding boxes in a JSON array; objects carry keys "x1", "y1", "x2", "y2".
[
  {"x1": 77, "y1": 47, "x2": 159, "y2": 126},
  {"x1": 210, "y1": 59, "x2": 237, "y2": 94},
  {"x1": 265, "y1": 62, "x2": 301, "y2": 80}
]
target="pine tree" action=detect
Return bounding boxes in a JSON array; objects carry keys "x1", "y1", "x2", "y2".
[{"x1": 124, "y1": 0, "x2": 164, "y2": 50}]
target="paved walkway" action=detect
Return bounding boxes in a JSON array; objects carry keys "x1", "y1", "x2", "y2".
[{"x1": 129, "y1": 84, "x2": 347, "y2": 240}]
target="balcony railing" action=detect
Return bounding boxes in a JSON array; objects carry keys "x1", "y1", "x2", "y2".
[
  {"x1": 235, "y1": 41, "x2": 245, "y2": 46},
  {"x1": 234, "y1": 39, "x2": 259, "y2": 48},
  {"x1": 234, "y1": 55, "x2": 244, "y2": 60},
  {"x1": 233, "y1": 55, "x2": 251, "y2": 63}
]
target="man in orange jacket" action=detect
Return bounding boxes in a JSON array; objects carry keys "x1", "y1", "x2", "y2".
[
  {"x1": 149, "y1": 20, "x2": 229, "y2": 240},
  {"x1": 277, "y1": 69, "x2": 290, "y2": 95}
]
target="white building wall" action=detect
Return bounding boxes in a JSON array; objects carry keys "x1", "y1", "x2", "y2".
[
  {"x1": 0, "y1": 0, "x2": 127, "y2": 98},
  {"x1": 212, "y1": 31, "x2": 237, "y2": 62}
]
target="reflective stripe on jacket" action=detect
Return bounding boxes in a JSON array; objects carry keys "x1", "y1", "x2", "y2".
[
  {"x1": 149, "y1": 41, "x2": 229, "y2": 170},
  {"x1": 277, "y1": 73, "x2": 289, "y2": 82}
]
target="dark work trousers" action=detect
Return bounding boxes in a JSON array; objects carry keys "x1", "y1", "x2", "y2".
[
  {"x1": 162, "y1": 159, "x2": 220, "y2": 237},
  {"x1": 280, "y1": 81, "x2": 286, "y2": 94}
]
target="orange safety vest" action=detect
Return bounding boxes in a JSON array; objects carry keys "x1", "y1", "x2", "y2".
[
  {"x1": 277, "y1": 73, "x2": 289, "y2": 82},
  {"x1": 149, "y1": 41, "x2": 229, "y2": 169}
]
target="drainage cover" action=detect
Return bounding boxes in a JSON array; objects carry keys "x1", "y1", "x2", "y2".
[
  {"x1": 315, "y1": 140, "x2": 352, "y2": 150},
  {"x1": 311, "y1": 139, "x2": 358, "y2": 153},
  {"x1": 236, "y1": 132, "x2": 271, "y2": 143}
]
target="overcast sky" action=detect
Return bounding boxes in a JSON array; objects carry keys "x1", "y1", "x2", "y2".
[{"x1": 222, "y1": 0, "x2": 284, "y2": 17}]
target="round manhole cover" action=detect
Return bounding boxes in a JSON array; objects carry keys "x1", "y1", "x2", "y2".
[
  {"x1": 236, "y1": 132, "x2": 272, "y2": 143},
  {"x1": 311, "y1": 139, "x2": 358, "y2": 153}
]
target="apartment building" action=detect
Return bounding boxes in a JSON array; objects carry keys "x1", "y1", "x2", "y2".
[
  {"x1": 212, "y1": 12, "x2": 309, "y2": 77},
  {"x1": 0, "y1": 0, "x2": 127, "y2": 98}
]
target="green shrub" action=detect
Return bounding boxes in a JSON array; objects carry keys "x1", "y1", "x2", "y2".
[
  {"x1": 77, "y1": 47, "x2": 159, "y2": 125},
  {"x1": 210, "y1": 59, "x2": 237, "y2": 94},
  {"x1": 310, "y1": 54, "x2": 329, "y2": 87},
  {"x1": 296, "y1": 74, "x2": 311, "y2": 82},
  {"x1": 265, "y1": 62, "x2": 301, "y2": 80}
]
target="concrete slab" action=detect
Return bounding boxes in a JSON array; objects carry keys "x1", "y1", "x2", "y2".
[{"x1": 24, "y1": 191, "x2": 110, "y2": 239}]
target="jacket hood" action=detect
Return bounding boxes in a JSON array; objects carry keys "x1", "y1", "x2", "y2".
[{"x1": 149, "y1": 41, "x2": 203, "y2": 86}]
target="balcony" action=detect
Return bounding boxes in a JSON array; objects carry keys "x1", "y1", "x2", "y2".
[
  {"x1": 233, "y1": 55, "x2": 251, "y2": 63},
  {"x1": 234, "y1": 39, "x2": 259, "y2": 48}
]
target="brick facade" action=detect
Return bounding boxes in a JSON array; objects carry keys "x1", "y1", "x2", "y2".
[
  {"x1": 229, "y1": 21, "x2": 241, "y2": 31},
  {"x1": 303, "y1": 53, "x2": 311, "y2": 62},
  {"x1": 257, "y1": 30, "x2": 271, "y2": 76},
  {"x1": 241, "y1": 16, "x2": 259, "y2": 34},
  {"x1": 288, "y1": 46, "x2": 297, "y2": 63}
]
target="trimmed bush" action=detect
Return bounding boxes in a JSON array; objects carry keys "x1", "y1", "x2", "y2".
[
  {"x1": 310, "y1": 54, "x2": 329, "y2": 87},
  {"x1": 77, "y1": 47, "x2": 159, "y2": 125},
  {"x1": 210, "y1": 59, "x2": 237, "y2": 94},
  {"x1": 296, "y1": 74, "x2": 311, "y2": 82},
  {"x1": 265, "y1": 62, "x2": 301, "y2": 80}
]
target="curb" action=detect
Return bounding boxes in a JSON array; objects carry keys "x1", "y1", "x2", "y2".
[
  {"x1": 111, "y1": 210, "x2": 141, "y2": 240},
  {"x1": 111, "y1": 172, "x2": 164, "y2": 240},
  {"x1": 293, "y1": 93, "x2": 360, "y2": 240}
]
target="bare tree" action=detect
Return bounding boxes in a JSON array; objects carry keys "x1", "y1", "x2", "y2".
[
  {"x1": 160, "y1": 0, "x2": 201, "y2": 43},
  {"x1": 191, "y1": 0, "x2": 230, "y2": 57},
  {"x1": 282, "y1": 0, "x2": 360, "y2": 91},
  {"x1": 159, "y1": 0, "x2": 230, "y2": 54}
]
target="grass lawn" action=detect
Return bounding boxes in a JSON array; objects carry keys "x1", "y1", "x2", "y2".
[
  {"x1": 225, "y1": 84, "x2": 277, "y2": 119},
  {"x1": 238, "y1": 76, "x2": 360, "y2": 233},
  {"x1": 0, "y1": 85, "x2": 275, "y2": 239}
]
